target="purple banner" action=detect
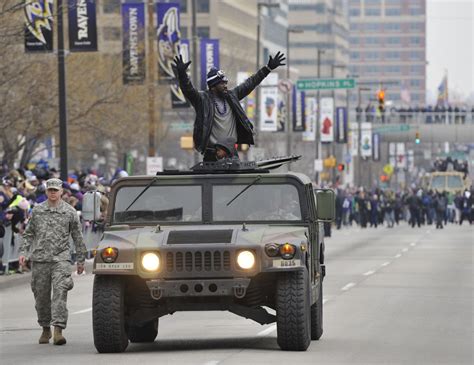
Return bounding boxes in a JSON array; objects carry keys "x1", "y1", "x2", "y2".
[
  {"x1": 68, "y1": 0, "x2": 98, "y2": 52},
  {"x1": 292, "y1": 86, "x2": 305, "y2": 131},
  {"x1": 156, "y1": 2, "x2": 181, "y2": 82},
  {"x1": 122, "y1": 2, "x2": 146, "y2": 84},
  {"x1": 200, "y1": 39, "x2": 220, "y2": 90},
  {"x1": 335, "y1": 107, "x2": 348, "y2": 143},
  {"x1": 373, "y1": 133, "x2": 380, "y2": 161}
]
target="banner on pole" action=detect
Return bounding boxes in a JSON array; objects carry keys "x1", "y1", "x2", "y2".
[
  {"x1": 361, "y1": 122, "x2": 372, "y2": 157},
  {"x1": 372, "y1": 133, "x2": 380, "y2": 161},
  {"x1": 237, "y1": 72, "x2": 256, "y2": 122},
  {"x1": 200, "y1": 39, "x2": 220, "y2": 90},
  {"x1": 350, "y1": 124, "x2": 358, "y2": 156},
  {"x1": 260, "y1": 86, "x2": 279, "y2": 132},
  {"x1": 303, "y1": 97, "x2": 317, "y2": 141},
  {"x1": 122, "y1": 2, "x2": 146, "y2": 84},
  {"x1": 68, "y1": 0, "x2": 97, "y2": 51},
  {"x1": 24, "y1": 0, "x2": 54, "y2": 52},
  {"x1": 157, "y1": 2, "x2": 181, "y2": 82},
  {"x1": 319, "y1": 97, "x2": 334, "y2": 143},
  {"x1": 335, "y1": 107, "x2": 348, "y2": 143},
  {"x1": 292, "y1": 86, "x2": 305, "y2": 131}
]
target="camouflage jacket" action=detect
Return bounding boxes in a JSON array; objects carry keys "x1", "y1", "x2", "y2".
[{"x1": 20, "y1": 200, "x2": 87, "y2": 263}]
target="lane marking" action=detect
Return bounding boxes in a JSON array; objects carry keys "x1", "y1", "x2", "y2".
[
  {"x1": 410, "y1": 242, "x2": 416, "y2": 247},
  {"x1": 394, "y1": 254, "x2": 402, "y2": 258},
  {"x1": 341, "y1": 282, "x2": 356, "y2": 291},
  {"x1": 72, "y1": 307, "x2": 92, "y2": 315},
  {"x1": 363, "y1": 270, "x2": 376, "y2": 276},
  {"x1": 257, "y1": 324, "x2": 276, "y2": 337},
  {"x1": 323, "y1": 298, "x2": 329, "y2": 304},
  {"x1": 402, "y1": 248, "x2": 409, "y2": 253},
  {"x1": 203, "y1": 361, "x2": 220, "y2": 365},
  {"x1": 381, "y1": 262, "x2": 391, "y2": 267}
]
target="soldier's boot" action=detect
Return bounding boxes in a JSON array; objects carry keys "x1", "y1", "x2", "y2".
[
  {"x1": 53, "y1": 326, "x2": 66, "y2": 345},
  {"x1": 39, "y1": 327, "x2": 52, "y2": 344}
]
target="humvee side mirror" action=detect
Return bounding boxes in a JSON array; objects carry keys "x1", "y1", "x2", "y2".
[
  {"x1": 315, "y1": 189, "x2": 335, "y2": 221},
  {"x1": 82, "y1": 191, "x2": 101, "y2": 221}
]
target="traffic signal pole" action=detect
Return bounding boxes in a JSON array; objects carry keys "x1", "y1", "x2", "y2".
[{"x1": 57, "y1": 0, "x2": 68, "y2": 181}]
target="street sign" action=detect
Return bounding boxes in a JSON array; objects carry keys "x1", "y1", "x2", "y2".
[
  {"x1": 296, "y1": 78, "x2": 356, "y2": 90},
  {"x1": 374, "y1": 124, "x2": 410, "y2": 133}
]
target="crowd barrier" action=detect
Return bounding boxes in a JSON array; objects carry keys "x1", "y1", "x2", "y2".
[{"x1": 0, "y1": 223, "x2": 102, "y2": 275}]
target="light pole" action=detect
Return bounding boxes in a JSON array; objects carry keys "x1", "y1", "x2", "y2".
[
  {"x1": 330, "y1": 64, "x2": 346, "y2": 184},
  {"x1": 256, "y1": 2, "x2": 279, "y2": 146},
  {"x1": 357, "y1": 86, "x2": 371, "y2": 187},
  {"x1": 286, "y1": 27, "x2": 303, "y2": 157},
  {"x1": 315, "y1": 49, "x2": 325, "y2": 184},
  {"x1": 57, "y1": 0, "x2": 68, "y2": 181}
]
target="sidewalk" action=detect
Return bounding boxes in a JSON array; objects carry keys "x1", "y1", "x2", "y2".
[{"x1": 0, "y1": 259, "x2": 94, "y2": 290}]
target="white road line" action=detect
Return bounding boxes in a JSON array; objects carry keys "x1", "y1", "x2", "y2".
[
  {"x1": 381, "y1": 261, "x2": 391, "y2": 267},
  {"x1": 410, "y1": 242, "x2": 416, "y2": 247},
  {"x1": 203, "y1": 361, "x2": 220, "y2": 365},
  {"x1": 257, "y1": 324, "x2": 276, "y2": 337},
  {"x1": 323, "y1": 298, "x2": 329, "y2": 304},
  {"x1": 363, "y1": 270, "x2": 376, "y2": 276},
  {"x1": 402, "y1": 248, "x2": 409, "y2": 252},
  {"x1": 72, "y1": 307, "x2": 92, "y2": 315},
  {"x1": 341, "y1": 282, "x2": 356, "y2": 291},
  {"x1": 395, "y1": 254, "x2": 402, "y2": 258}
]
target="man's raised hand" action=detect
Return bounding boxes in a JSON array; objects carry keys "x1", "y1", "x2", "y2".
[
  {"x1": 267, "y1": 51, "x2": 286, "y2": 70},
  {"x1": 172, "y1": 55, "x2": 191, "y2": 74}
]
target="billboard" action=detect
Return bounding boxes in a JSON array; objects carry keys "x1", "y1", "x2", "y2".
[
  {"x1": 122, "y1": 2, "x2": 146, "y2": 84},
  {"x1": 319, "y1": 97, "x2": 334, "y2": 143},
  {"x1": 68, "y1": 0, "x2": 98, "y2": 51},
  {"x1": 24, "y1": 0, "x2": 54, "y2": 52}
]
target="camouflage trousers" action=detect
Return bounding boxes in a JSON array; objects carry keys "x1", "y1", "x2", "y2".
[{"x1": 31, "y1": 261, "x2": 74, "y2": 329}]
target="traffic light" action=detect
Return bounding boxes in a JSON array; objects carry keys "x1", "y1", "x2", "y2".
[
  {"x1": 377, "y1": 89, "x2": 385, "y2": 113},
  {"x1": 380, "y1": 174, "x2": 389, "y2": 183},
  {"x1": 415, "y1": 131, "x2": 420, "y2": 144},
  {"x1": 337, "y1": 163, "x2": 345, "y2": 172}
]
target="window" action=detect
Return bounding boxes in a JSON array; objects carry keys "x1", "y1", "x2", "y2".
[
  {"x1": 385, "y1": 51, "x2": 400, "y2": 60},
  {"x1": 365, "y1": 51, "x2": 378, "y2": 60},
  {"x1": 408, "y1": 51, "x2": 423, "y2": 60},
  {"x1": 351, "y1": 51, "x2": 360, "y2": 60},
  {"x1": 385, "y1": 8, "x2": 401, "y2": 16},
  {"x1": 103, "y1": 1, "x2": 120, "y2": 14},
  {"x1": 349, "y1": 8, "x2": 360, "y2": 16},
  {"x1": 410, "y1": 37, "x2": 422, "y2": 45},
  {"x1": 180, "y1": 26, "x2": 188, "y2": 38},
  {"x1": 365, "y1": 23, "x2": 380, "y2": 31},
  {"x1": 386, "y1": 65, "x2": 401, "y2": 73},
  {"x1": 350, "y1": 23, "x2": 359, "y2": 31},
  {"x1": 410, "y1": 79, "x2": 422, "y2": 87},
  {"x1": 409, "y1": 23, "x2": 423, "y2": 31},
  {"x1": 196, "y1": 0, "x2": 209, "y2": 13},
  {"x1": 385, "y1": 23, "x2": 401, "y2": 32},
  {"x1": 365, "y1": 7, "x2": 381, "y2": 16},
  {"x1": 178, "y1": 0, "x2": 188, "y2": 13},
  {"x1": 410, "y1": 65, "x2": 423, "y2": 74},
  {"x1": 365, "y1": 0, "x2": 381, "y2": 6},
  {"x1": 350, "y1": 37, "x2": 359, "y2": 44},
  {"x1": 386, "y1": 36, "x2": 401, "y2": 45},
  {"x1": 103, "y1": 27, "x2": 120, "y2": 41},
  {"x1": 212, "y1": 184, "x2": 302, "y2": 222},
  {"x1": 365, "y1": 37, "x2": 379, "y2": 45},
  {"x1": 409, "y1": 7, "x2": 423, "y2": 16},
  {"x1": 197, "y1": 26, "x2": 210, "y2": 38}
]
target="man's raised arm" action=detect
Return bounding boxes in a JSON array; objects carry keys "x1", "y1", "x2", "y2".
[{"x1": 172, "y1": 55, "x2": 200, "y2": 107}]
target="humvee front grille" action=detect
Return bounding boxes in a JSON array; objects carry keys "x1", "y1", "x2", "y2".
[{"x1": 165, "y1": 250, "x2": 232, "y2": 273}]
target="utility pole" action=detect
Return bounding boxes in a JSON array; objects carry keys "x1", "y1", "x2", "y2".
[
  {"x1": 147, "y1": 0, "x2": 156, "y2": 157},
  {"x1": 357, "y1": 86, "x2": 370, "y2": 187},
  {"x1": 191, "y1": 0, "x2": 199, "y2": 163},
  {"x1": 57, "y1": 0, "x2": 68, "y2": 181},
  {"x1": 315, "y1": 49, "x2": 324, "y2": 185}
]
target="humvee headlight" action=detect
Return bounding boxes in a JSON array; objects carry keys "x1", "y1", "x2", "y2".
[
  {"x1": 279, "y1": 243, "x2": 296, "y2": 260},
  {"x1": 101, "y1": 247, "x2": 118, "y2": 263},
  {"x1": 142, "y1": 252, "x2": 160, "y2": 271},
  {"x1": 236, "y1": 250, "x2": 255, "y2": 270}
]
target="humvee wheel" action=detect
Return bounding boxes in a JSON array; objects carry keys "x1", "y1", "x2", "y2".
[
  {"x1": 311, "y1": 280, "x2": 323, "y2": 340},
  {"x1": 93, "y1": 275, "x2": 128, "y2": 353},
  {"x1": 128, "y1": 319, "x2": 159, "y2": 343},
  {"x1": 276, "y1": 269, "x2": 311, "y2": 351}
]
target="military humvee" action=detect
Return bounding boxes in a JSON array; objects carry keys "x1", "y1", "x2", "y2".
[{"x1": 83, "y1": 157, "x2": 335, "y2": 353}]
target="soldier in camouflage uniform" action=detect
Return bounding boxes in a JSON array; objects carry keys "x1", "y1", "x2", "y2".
[{"x1": 19, "y1": 178, "x2": 87, "y2": 345}]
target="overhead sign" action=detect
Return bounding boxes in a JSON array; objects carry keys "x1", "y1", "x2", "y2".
[
  {"x1": 296, "y1": 78, "x2": 356, "y2": 91},
  {"x1": 374, "y1": 124, "x2": 410, "y2": 133}
]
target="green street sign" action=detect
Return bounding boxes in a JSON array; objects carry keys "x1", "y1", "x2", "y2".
[
  {"x1": 374, "y1": 124, "x2": 410, "y2": 133},
  {"x1": 296, "y1": 78, "x2": 356, "y2": 90}
]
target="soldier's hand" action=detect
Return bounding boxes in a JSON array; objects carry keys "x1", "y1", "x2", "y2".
[
  {"x1": 172, "y1": 55, "x2": 191, "y2": 74},
  {"x1": 19, "y1": 255, "x2": 27, "y2": 267},
  {"x1": 77, "y1": 262, "x2": 85, "y2": 275},
  {"x1": 267, "y1": 51, "x2": 286, "y2": 70}
]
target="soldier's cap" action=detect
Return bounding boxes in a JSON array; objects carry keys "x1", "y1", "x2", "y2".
[{"x1": 46, "y1": 178, "x2": 63, "y2": 191}]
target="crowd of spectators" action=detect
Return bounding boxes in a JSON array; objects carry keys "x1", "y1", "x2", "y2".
[{"x1": 0, "y1": 159, "x2": 128, "y2": 275}]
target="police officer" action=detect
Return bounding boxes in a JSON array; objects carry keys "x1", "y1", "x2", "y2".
[{"x1": 19, "y1": 178, "x2": 87, "y2": 345}]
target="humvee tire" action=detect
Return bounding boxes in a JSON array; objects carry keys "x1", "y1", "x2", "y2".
[
  {"x1": 276, "y1": 269, "x2": 311, "y2": 351},
  {"x1": 128, "y1": 319, "x2": 159, "y2": 343},
  {"x1": 310, "y1": 281, "x2": 323, "y2": 340},
  {"x1": 93, "y1": 275, "x2": 128, "y2": 353}
]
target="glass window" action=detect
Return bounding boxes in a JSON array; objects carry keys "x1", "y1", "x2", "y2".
[
  {"x1": 365, "y1": 23, "x2": 380, "y2": 31},
  {"x1": 103, "y1": 27, "x2": 120, "y2": 41},
  {"x1": 410, "y1": 65, "x2": 423, "y2": 74},
  {"x1": 385, "y1": 23, "x2": 401, "y2": 32},
  {"x1": 431, "y1": 176, "x2": 446, "y2": 190},
  {"x1": 386, "y1": 37, "x2": 401, "y2": 45},
  {"x1": 351, "y1": 52, "x2": 360, "y2": 60},
  {"x1": 365, "y1": 36, "x2": 379, "y2": 44},
  {"x1": 408, "y1": 51, "x2": 423, "y2": 60},
  {"x1": 447, "y1": 175, "x2": 463, "y2": 189},
  {"x1": 350, "y1": 23, "x2": 359, "y2": 31},
  {"x1": 114, "y1": 185, "x2": 203, "y2": 223},
  {"x1": 410, "y1": 23, "x2": 423, "y2": 31},
  {"x1": 365, "y1": 0, "x2": 381, "y2": 5},
  {"x1": 409, "y1": 7, "x2": 423, "y2": 16},
  {"x1": 349, "y1": 8, "x2": 361, "y2": 16},
  {"x1": 197, "y1": 26, "x2": 210, "y2": 38},
  {"x1": 410, "y1": 37, "x2": 422, "y2": 45},
  {"x1": 385, "y1": 8, "x2": 401, "y2": 16},
  {"x1": 365, "y1": 7, "x2": 381, "y2": 16},
  {"x1": 410, "y1": 79, "x2": 422, "y2": 87},
  {"x1": 103, "y1": 1, "x2": 120, "y2": 14},
  {"x1": 385, "y1": 51, "x2": 400, "y2": 60},
  {"x1": 350, "y1": 37, "x2": 359, "y2": 44},
  {"x1": 212, "y1": 184, "x2": 302, "y2": 222},
  {"x1": 386, "y1": 65, "x2": 401, "y2": 73},
  {"x1": 365, "y1": 51, "x2": 378, "y2": 60},
  {"x1": 197, "y1": 0, "x2": 209, "y2": 13}
]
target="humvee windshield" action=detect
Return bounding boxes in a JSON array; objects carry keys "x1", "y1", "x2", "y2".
[
  {"x1": 112, "y1": 182, "x2": 302, "y2": 224},
  {"x1": 431, "y1": 176, "x2": 445, "y2": 190}
]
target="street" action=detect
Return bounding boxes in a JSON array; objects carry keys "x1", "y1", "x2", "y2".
[{"x1": 0, "y1": 224, "x2": 472, "y2": 365}]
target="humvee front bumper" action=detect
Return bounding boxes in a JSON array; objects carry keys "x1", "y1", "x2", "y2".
[{"x1": 146, "y1": 278, "x2": 251, "y2": 300}]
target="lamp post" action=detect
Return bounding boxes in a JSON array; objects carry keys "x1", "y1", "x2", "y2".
[
  {"x1": 286, "y1": 27, "x2": 304, "y2": 158},
  {"x1": 330, "y1": 64, "x2": 346, "y2": 184},
  {"x1": 315, "y1": 49, "x2": 325, "y2": 184},
  {"x1": 256, "y1": 2, "x2": 279, "y2": 146},
  {"x1": 57, "y1": 0, "x2": 68, "y2": 181},
  {"x1": 357, "y1": 86, "x2": 371, "y2": 187}
]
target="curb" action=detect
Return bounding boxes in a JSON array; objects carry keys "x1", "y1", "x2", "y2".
[{"x1": 0, "y1": 260, "x2": 94, "y2": 291}]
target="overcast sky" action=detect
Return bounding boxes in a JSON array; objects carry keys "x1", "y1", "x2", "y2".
[{"x1": 426, "y1": 0, "x2": 473, "y2": 103}]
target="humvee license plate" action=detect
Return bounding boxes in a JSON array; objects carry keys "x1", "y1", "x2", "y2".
[
  {"x1": 273, "y1": 259, "x2": 301, "y2": 268},
  {"x1": 96, "y1": 263, "x2": 134, "y2": 270}
]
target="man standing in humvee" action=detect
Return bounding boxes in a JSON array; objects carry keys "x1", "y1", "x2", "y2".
[{"x1": 172, "y1": 51, "x2": 285, "y2": 161}]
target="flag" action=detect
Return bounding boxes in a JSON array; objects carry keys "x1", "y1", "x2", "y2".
[{"x1": 437, "y1": 73, "x2": 448, "y2": 107}]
